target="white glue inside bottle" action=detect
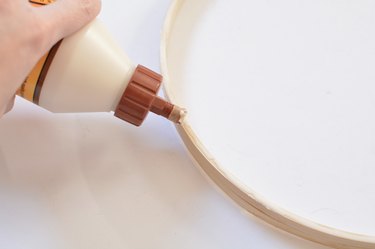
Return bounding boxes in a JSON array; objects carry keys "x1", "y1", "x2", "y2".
[{"x1": 19, "y1": 4, "x2": 185, "y2": 126}]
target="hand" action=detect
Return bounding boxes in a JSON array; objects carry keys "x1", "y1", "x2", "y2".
[{"x1": 0, "y1": 0, "x2": 101, "y2": 117}]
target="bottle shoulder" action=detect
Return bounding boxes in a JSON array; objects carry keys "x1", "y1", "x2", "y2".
[{"x1": 39, "y1": 20, "x2": 136, "y2": 113}]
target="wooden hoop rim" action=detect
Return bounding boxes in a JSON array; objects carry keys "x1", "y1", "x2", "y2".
[{"x1": 160, "y1": 0, "x2": 375, "y2": 248}]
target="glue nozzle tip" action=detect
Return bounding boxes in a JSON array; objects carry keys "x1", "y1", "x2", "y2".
[{"x1": 168, "y1": 105, "x2": 187, "y2": 124}]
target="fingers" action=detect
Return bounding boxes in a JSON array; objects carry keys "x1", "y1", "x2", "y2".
[
  {"x1": 35, "y1": 0, "x2": 101, "y2": 49},
  {"x1": 5, "y1": 95, "x2": 15, "y2": 114},
  {"x1": 0, "y1": 95, "x2": 15, "y2": 117}
]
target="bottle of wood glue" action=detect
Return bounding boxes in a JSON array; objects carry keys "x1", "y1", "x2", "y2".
[{"x1": 19, "y1": 0, "x2": 185, "y2": 126}]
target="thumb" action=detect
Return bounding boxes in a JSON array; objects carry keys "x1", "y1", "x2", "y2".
[{"x1": 36, "y1": 0, "x2": 101, "y2": 47}]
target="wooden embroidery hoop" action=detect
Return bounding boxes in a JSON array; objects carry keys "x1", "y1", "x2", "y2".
[{"x1": 160, "y1": 0, "x2": 375, "y2": 248}]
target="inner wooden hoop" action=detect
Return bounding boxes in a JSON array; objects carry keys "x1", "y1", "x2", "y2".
[{"x1": 160, "y1": 0, "x2": 375, "y2": 248}]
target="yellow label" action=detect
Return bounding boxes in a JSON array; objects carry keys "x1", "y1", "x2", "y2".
[
  {"x1": 29, "y1": 0, "x2": 54, "y2": 5},
  {"x1": 18, "y1": 54, "x2": 49, "y2": 101},
  {"x1": 19, "y1": 0, "x2": 56, "y2": 103}
]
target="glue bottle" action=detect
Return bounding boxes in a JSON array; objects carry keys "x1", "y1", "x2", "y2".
[{"x1": 20, "y1": 1, "x2": 185, "y2": 126}]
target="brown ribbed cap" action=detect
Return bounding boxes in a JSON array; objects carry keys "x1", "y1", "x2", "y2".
[{"x1": 115, "y1": 65, "x2": 186, "y2": 126}]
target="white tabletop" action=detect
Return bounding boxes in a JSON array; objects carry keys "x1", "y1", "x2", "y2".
[{"x1": 0, "y1": 0, "x2": 329, "y2": 248}]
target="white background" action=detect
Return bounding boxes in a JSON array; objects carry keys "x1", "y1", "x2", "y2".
[{"x1": 0, "y1": 0, "x2": 328, "y2": 248}]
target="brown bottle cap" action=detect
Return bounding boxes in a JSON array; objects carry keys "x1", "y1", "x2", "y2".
[{"x1": 115, "y1": 65, "x2": 186, "y2": 126}]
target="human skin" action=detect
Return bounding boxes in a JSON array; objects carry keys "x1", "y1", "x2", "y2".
[{"x1": 0, "y1": 0, "x2": 101, "y2": 117}]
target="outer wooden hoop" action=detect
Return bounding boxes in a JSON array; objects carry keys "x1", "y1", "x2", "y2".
[{"x1": 160, "y1": 0, "x2": 375, "y2": 248}]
